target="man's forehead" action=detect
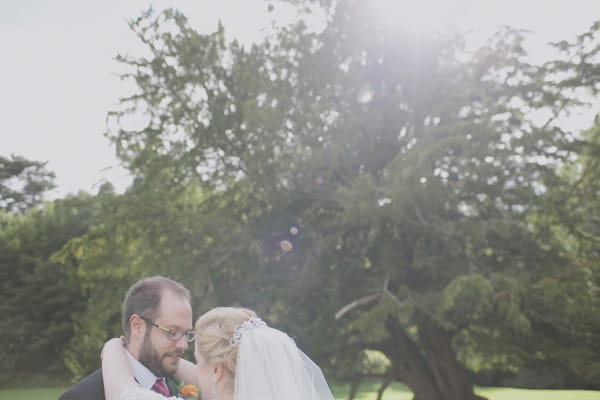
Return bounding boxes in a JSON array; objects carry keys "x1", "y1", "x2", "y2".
[
  {"x1": 158, "y1": 288, "x2": 191, "y2": 305},
  {"x1": 155, "y1": 289, "x2": 192, "y2": 324}
]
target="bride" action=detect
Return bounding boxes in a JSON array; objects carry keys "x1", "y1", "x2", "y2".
[{"x1": 102, "y1": 306, "x2": 334, "y2": 400}]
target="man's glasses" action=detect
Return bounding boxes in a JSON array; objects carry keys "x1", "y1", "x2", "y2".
[{"x1": 140, "y1": 316, "x2": 195, "y2": 342}]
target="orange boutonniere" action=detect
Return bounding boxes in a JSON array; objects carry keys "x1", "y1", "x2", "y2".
[{"x1": 178, "y1": 383, "x2": 199, "y2": 399}]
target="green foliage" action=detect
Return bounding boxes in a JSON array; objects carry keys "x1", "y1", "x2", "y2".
[
  {"x1": 0, "y1": 193, "x2": 101, "y2": 383},
  {"x1": 440, "y1": 274, "x2": 494, "y2": 325},
  {"x1": 52, "y1": 183, "x2": 211, "y2": 378},
  {"x1": 98, "y1": 3, "x2": 600, "y2": 395},
  {"x1": 359, "y1": 350, "x2": 391, "y2": 376},
  {"x1": 0, "y1": 155, "x2": 56, "y2": 213}
]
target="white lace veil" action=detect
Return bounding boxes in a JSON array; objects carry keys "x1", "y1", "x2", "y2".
[{"x1": 234, "y1": 320, "x2": 334, "y2": 400}]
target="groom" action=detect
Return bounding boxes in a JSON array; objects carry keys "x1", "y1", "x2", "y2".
[{"x1": 59, "y1": 276, "x2": 194, "y2": 400}]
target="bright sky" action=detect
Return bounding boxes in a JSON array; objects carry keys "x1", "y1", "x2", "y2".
[{"x1": 1, "y1": 0, "x2": 598, "y2": 199}]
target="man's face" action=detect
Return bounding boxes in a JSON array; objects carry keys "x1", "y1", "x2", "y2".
[{"x1": 137, "y1": 289, "x2": 193, "y2": 376}]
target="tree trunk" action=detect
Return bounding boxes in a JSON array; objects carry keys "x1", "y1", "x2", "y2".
[
  {"x1": 419, "y1": 320, "x2": 486, "y2": 400},
  {"x1": 347, "y1": 373, "x2": 362, "y2": 400},
  {"x1": 382, "y1": 316, "x2": 486, "y2": 400},
  {"x1": 384, "y1": 317, "x2": 446, "y2": 400},
  {"x1": 376, "y1": 373, "x2": 394, "y2": 400}
]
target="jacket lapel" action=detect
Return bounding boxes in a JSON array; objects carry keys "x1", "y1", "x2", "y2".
[{"x1": 165, "y1": 376, "x2": 180, "y2": 396}]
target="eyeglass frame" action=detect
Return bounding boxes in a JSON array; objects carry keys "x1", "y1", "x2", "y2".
[{"x1": 140, "y1": 316, "x2": 196, "y2": 343}]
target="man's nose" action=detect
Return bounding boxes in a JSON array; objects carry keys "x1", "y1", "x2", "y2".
[{"x1": 175, "y1": 335, "x2": 188, "y2": 350}]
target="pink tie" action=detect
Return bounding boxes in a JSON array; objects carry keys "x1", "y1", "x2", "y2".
[{"x1": 151, "y1": 378, "x2": 170, "y2": 397}]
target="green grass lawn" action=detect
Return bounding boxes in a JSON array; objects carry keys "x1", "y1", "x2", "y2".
[
  {"x1": 1, "y1": 381, "x2": 598, "y2": 400},
  {"x1": 0, "y1": 387, "x2": 66, "y2": 400},
  {"x1": 329, "y1": 379, "x2": 600, "y2": 400}
]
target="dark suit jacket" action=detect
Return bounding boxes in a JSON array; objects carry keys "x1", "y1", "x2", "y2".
[
  {"x1": 58, "y1": 368, "x2": 179, "y2": 400},
  {"x1": 59, "y1": 369, "x2": 104, "y2": 400}
]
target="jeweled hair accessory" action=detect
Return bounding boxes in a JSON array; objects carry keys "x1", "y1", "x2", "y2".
[{"x1": 229, "y1": 317, "x2": 267, "y2": 345}]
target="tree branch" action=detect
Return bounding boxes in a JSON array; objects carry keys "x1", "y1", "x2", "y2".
[{"x1": 335, "y1": 292, "x2": 382, "y2": 320}]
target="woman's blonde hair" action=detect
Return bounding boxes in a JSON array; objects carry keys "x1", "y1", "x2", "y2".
[{"x1": 195, "y1": 307, "x2": 257, "y2": 393}]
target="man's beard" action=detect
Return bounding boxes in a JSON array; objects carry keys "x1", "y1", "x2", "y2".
[{"x1": 138, "y1": 330, "x2": 180, "y2": 377}]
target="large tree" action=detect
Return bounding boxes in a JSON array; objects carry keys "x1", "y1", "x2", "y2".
[{"x1": 99, "y1": 2, "x2": 599, "y2": 399}]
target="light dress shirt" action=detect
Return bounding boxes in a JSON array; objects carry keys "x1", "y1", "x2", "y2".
[{"x1": 125, "y1": 350, "x2": 163, "y2": 390}]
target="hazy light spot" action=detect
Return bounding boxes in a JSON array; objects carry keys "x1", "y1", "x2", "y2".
[
  {"x1": 289, "y1": 226, "x2": 299, "y2": 235},
  {"x1": 279, "y1": 239, "x2": 293, "y2": 252},
  {"x1": 358, "y1": 86, "x2": 373, "y2": 103},
  {"x1": 377, "y1": 197, "x2": 391, "y2": 206}
]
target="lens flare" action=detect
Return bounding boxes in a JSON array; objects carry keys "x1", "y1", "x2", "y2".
[{"x1": 279, "y1": 240, "x2": 293, "y2": 252}]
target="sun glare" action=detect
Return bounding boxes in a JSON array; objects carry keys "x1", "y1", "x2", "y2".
[{"x1": 370, "y1": 0, "x2": 465, "y2": 34}]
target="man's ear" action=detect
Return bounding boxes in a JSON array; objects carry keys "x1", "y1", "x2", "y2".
[{"x1": 130, "y1": 314, "x2": 146, "y2": 340}]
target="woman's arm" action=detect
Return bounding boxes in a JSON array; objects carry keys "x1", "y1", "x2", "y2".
[
  {"x1": 102, "y1": 338, "x2": 138, "y2": 400},
  {"x1": 174, "y1": 358, "x2": 197, "y2": 385}
]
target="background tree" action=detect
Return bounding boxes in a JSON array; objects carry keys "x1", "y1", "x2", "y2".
[
  {"x1": 101, "y1": 2, "x2": 600, "y2": 399},
  {"x1": 0, "y1": 154, "x2": 56, "y2": 213},
  {"x1": 506, "y1": 23, "x2": 600, "y2": 385},
  {"x1": 53, "y1": 174, "x2": 278, "y2": 379},
  {"x1": 0, "y1": 191, "x2": 104, "y2": 384}
]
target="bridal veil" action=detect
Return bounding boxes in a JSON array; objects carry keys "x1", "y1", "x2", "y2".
[{"x1": 234, "y1": 323, "x2": 334, "y2": 400}]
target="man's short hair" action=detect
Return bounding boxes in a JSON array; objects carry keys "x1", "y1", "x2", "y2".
[{"x1": 122, "y1": 276, "x2": 191, "y2": 343}]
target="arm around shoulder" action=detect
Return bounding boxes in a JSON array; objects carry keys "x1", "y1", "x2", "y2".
[
  {"x1": 102, "y1": 338, "x2": 139, "y2": 400},
  {"x1": 101, "y1": 339, "x2": 182, "y2": 400},
  {"x1": 174, "y1": 358, "x2": 197, "y2": 386}
]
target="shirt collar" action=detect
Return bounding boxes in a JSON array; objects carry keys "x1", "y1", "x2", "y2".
[{"x1": 125, "y1": 349, "x2": 161, "y2": 390}]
